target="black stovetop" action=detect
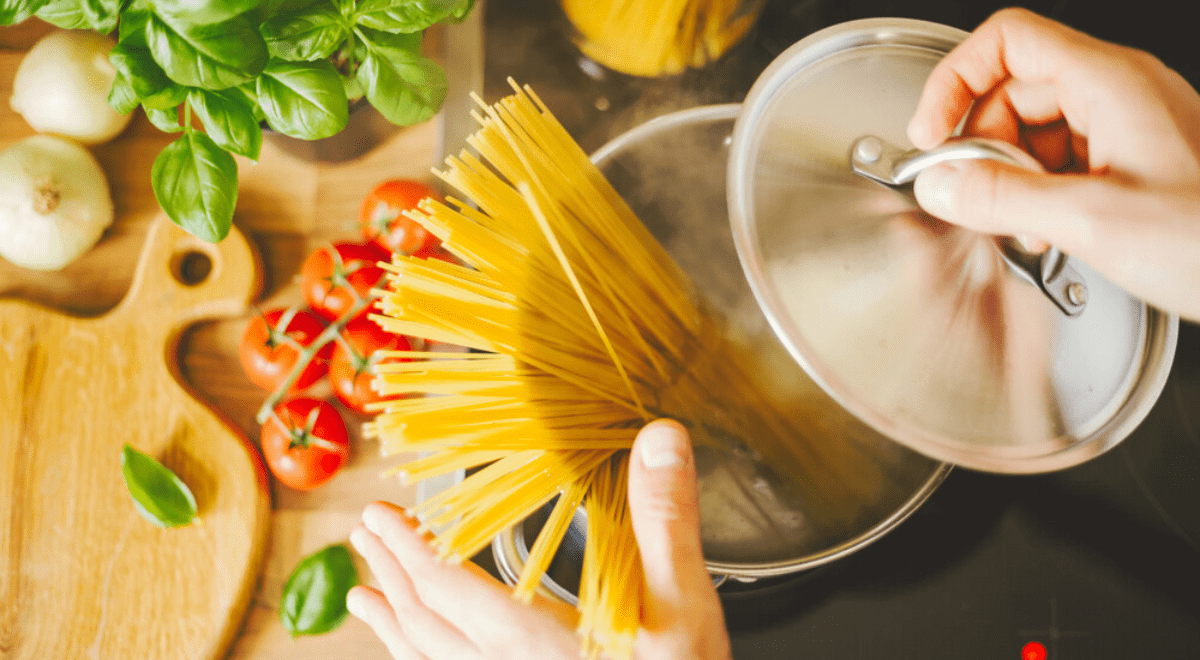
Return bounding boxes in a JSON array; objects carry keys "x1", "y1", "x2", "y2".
[
  {"x1": 720, "y1": 324, "x2": 1200, "y2": 660},
  {"x1": 477, "y1": 2, "x2": 1200, "y2": 657}
]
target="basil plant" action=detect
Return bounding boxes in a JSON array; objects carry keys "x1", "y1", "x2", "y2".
[{"x1": 1, "y1": 0, "x2": 473, "y2": 243}]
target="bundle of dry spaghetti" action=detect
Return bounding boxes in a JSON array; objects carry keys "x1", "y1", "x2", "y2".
[
  {"x1": 559, "y1": 0, "x2": 764, "y2": 77},
  {"x1": 364, "y1": 80, "x2": 881, "y2": 659}
]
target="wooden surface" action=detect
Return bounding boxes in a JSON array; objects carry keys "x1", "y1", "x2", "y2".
[
  {"x1": 1, "y1": 21, "x2": 436, "y2": 660},
  {"x1": 0, "y1": 217, "x2": 270, "y2": 660}
]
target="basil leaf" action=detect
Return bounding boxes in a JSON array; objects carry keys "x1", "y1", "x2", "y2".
[
  {"x1": 110, "y1": 43, "x2": 172, "y2": 100},
  {"x1": 356, "y1": 28, "x2": 446, "y2": 126},
  {"x1": 246, "y1": 0, "x2": 311, "y2": 24},
  {"x1": 189, "y1": 89, "x2": 263, "y2": 160},
  {"x1": 145, "y1": 106, "x2": 183, "y2": 132},
  {"x1": 108, "y1": 71, "x2": 141, "y2": 115},
  {"x1": 232, "y1": 83, "x2": 267, "y2": 122},
  {"x1": 119, "y1": 8, "x2": 152, "y2": 48},
  {"x1": 142, "y1": 82, "x2": 190, "y2": 111},
  {"x1": 281, "y1": 544, "x2": 358, "y2": 636},
  {"x1": 82, "y1": 0, "x2": 117, "y2": 28},
  {"x1": 353, "y1": 0, "x2": 465, "y2": 33},
  {"x1": 450, "y1": 0, "x2": 474, "y2": 21},
  {"x1": 150, "y1": 0, "x2": 263, "y2": 25},
  {"x1": 35, "y1": 0, "x2": 117, "y2": 30},
  {"x1": 146, "y1": 12, "x2": 268, "y2": 90},
  {"x1": 151, "y1": 131, "x2": 238, "y2": 243},
  {"x1": 120, "y1": 444, "x2": 197, "y2": 528},
  {"x1": 34, "y1": 0, "x2": 88, "y2": 27},
  {"x1": 1, "y1": 0, "x2": 50, "y2": 25},
  {"x1": 358, "y1": 26, "x2": 420, "y2": 52},
  {"x1": 257, "y1": 59, "x2": 348, "y2": 139},
  {"x1": 260, "y1": 2, "x2": 349, "y2": 62}
]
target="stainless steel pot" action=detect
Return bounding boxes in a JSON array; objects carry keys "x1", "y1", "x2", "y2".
[{"x1": 493, "y1": 104, "x2": 951, "y2": 598}]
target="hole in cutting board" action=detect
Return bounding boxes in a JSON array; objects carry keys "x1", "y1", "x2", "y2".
[{"x1": 173, "y1": 250, "x2": 213, "y2": 286}]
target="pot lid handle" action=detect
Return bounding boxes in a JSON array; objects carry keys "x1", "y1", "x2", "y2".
[{"x1": 850, "y1": 135, "x2": 1088, "y2": 317}]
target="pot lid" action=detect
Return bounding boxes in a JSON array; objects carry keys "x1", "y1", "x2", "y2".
[
  {"x1": 592, "y1": 104, "x2": 948, "y2": 576},
  {"x1": 727, "y1": 18, "x2": 1178, "y2": 473}
]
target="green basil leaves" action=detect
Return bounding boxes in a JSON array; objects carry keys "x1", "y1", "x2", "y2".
[
  {"x1": 189, "y1": 89, "x2": 264, "y2": 159},
  {"x1": 281, "y1": 544, "x2": 359, "y2": 637},
  {"x1": 1, "y1": 0, "x2": 49, "y2": 25},
  {"x1": 354, "y1": 0, "x2": 466, "y2": 34},
  {"x1": 120, "y1": 444, "x2": 198, "y2": 528},
  {"x1": 35, "y1": 0, "x2": 118, "y2": 31},
  {"x1": 146, "y1": 106, "x2": 184, "y2": 133},
  {"x1": 257, "y1": 59, "x2": 349, "y2": 140},
  {"x1": 110, "y1": 42, "x2": 173, "y2": 100},
  {"x1": 152, "y1": 130, "x2": 239, "y2": 243},
  {"x1": 150, "y1": 0, "x2": 264, "y2": 25},
  {"x1": 356, "y1": 28, "x2": 446, "y2": 126},
  {"x1": 261, "y1": 3, "x2": 349, "y2": 62},
  {"x1": 146, "y1": 12, "x2": 268, "y2": 90},
  {"x1": 142, "y1": 82, "x2": 190, "y2": 111},
  {"x1": 108, "y1": 72, "x2": 142, "y2": 115},
  {"x1": 5, "y1": 0, "x2": 472, "y2": 246}
]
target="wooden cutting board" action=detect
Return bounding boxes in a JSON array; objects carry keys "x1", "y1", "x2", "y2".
[{"x1": 0, "y1": 216, "x2": 270, "y2": 660}]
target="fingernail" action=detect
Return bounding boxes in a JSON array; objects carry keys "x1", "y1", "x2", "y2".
[
  {"x1": 913, "y1": 161, "x2": 961, "y2": 220},
  {"x1": 906, "y1": 118, "x2": 929, "y2": 148},
  {"x1": 345, "y1": 588, "x2": 366, "y2": 619},
  {"x1": 638, "y1": 422, "x2": 686, "y2": 470},
  {"x1": 362, "y1": 504, "x2": 385, "y2": 536},
  {"x1": 348, "y1": 525, "x2": 368, "y2": 553}
]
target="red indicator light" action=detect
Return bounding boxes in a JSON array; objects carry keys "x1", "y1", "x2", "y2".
[{"x1": 1022, "y1": 641, "x2": 1047, "y2": 660}]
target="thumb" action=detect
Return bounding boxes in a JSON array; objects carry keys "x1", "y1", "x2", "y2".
[
  {"x1": 626, "y1": 419, "x2": 715, "y2": 623},
  {"x1": 912, "y1": 159, "x2": 1097, "y2": 253}
]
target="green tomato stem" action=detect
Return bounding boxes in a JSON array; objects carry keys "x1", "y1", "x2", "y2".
[
  {"x1": 255, "y1": 295, "x2": 372, "y2": 425},
  {"x1": 268, "y1": 407, "x2": 345, "y2": 453}
]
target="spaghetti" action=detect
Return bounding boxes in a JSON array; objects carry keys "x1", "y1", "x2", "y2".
[{"x1": 365, "y1": 80, "x2": 879, "y2": 659}]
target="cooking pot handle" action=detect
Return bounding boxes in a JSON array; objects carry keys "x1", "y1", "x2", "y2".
[{"x1": 850, "y1": 135, "x2": 1089, "y2": 317}]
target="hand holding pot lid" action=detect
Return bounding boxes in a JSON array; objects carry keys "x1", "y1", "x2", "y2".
[
  {"x1": 727, "y1": 13, "x2": 1183, "y2": 473},
  {"x1": 904, "y1": 7, "x2": 1200, "y2": 324}
]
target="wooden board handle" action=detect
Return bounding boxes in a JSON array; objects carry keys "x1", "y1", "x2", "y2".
[{"x1": 112, "y1": 217, "x2": 261, "y2": 333}]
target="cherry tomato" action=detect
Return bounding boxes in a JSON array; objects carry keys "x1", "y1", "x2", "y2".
[
  {"x1": 300, "y1": 241, "x2": 390, "y2": 322},
  {"x1": 239, "y1": 308, "x2": 332, "y2": 393},
  {"x1": 359, "y1": 179, "x2": 441, "y2": 256},
  {"x1": 330, "y1": 317, "x2": 414, "y2": 413},
  {"x1": 261, "y1": 398, "x2": 350, "y2": 491}
]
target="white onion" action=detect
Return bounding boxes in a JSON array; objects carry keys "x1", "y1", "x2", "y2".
[
  {"x1": 9, "y1": 30, "x2": 133, "y2": 145},
  {"x1": 0, "y1": 135, "x2": 115, "y2": 271}
]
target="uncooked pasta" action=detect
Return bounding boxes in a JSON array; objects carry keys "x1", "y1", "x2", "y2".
[
  {"x1": 560, "y1": 0, "x2": 764, "y2": 76},
  {"x1": 365, "y1": 79, "x2": 877, "y2": 659}
]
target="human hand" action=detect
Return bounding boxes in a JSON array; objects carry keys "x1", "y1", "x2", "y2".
[
  {"x1": 345, "y1": 419, "x2": 732, "y2": 660},
  {"x1": 907, "y1": 8, "x2": 1200, "y2": 322}
]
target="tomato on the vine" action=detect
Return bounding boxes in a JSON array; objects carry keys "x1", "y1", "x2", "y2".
[
  {"x1": 330, "y1": 317, "x2": 413, "y2": 413},
  {"x1": 359, "y1": 179, "x2": 441, "y2": 256},
  {"x1": 261, "y1": 398, "x2": 350, "y2": 491},
  {"x1": 239, "y1": 308, "x2": 332, "y2": 394},
  {"x1": 301, "y1": 241, "x2": 390, "y2": 322}
]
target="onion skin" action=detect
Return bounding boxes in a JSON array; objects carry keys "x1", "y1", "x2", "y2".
[
  {"x1": 0, "y1": 135, "x2": 115, "y2": 271},
  {"x1": 9, "y1": 30, "x2": 133, "y2": 146}
]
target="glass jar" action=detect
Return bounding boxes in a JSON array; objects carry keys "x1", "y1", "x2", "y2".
[{"x1": 560, "y1": 0, "x2": 767, "y2": 77}]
